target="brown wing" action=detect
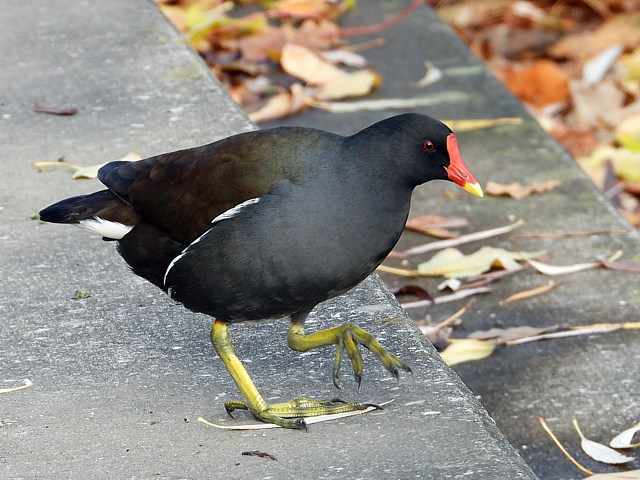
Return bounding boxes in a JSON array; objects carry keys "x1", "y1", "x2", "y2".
[{"x1": 99, "y1": 129, "x2": 308, "y2": 244}]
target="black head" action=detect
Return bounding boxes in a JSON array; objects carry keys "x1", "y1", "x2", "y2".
[{"x1": 350, "y1": 113, "x2": 483, "y2": 196}]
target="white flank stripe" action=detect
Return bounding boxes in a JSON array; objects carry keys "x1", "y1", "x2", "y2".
[
  {"x1": 211, "y1": 197, "x2": 260, "y2": 224},
  {"x1": 78, "y1": 217, "x2": 134, "y2": 239},
  {"x1": 163, "y1": 227, "x2": 212, "y2": 288},
  {"x1": 164, "y1": 197, "x2": 260, "y2": 290}
]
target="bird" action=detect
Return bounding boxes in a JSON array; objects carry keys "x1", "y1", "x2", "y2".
[{"x1": 39, "y1": 113, "x2": 482, "y2": 429}]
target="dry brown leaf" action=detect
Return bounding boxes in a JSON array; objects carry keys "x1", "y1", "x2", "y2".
[
  {"x1": 281, "y1": 43, "x2": 345, "y2": 85},
  {"x1": 404, "y1": 214, "x2": 468, "y2": 237},
  {"x1": 248, "y1": 83, "x2": 309, "y2": 123},
  {"x1": 570, "y1": 78, "x2": 625, "y2": 129},
  {"x1": 440, "y1": 339, "x2": 496, "y2": 366},
  {"x1": 500, "y1": 60, "x2": 570, "y2": 107},
  {"x1": 485, "y1": 180, "x2": 561, "y2": 200},
  {"x1": 550, "y1": 13, "x2": 640, "y2": 59},
  {"x1": 400, "y1": 287, "x2": 491, "y2": 310},
  {"x1": 33, "y1": 102, "x2": 78, "y2": 116},
  {"x1": 574, "y1": 419, "x2": 636, "y2": 465}
]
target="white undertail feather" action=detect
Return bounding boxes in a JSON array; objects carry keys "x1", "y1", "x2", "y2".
[{"x1": 78, "y1": 217, "x2": 134, "y2": 240}]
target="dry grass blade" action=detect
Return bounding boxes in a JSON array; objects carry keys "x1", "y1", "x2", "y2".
[
  {"x1": 504, "y1": 321, "x2": 640, "y2": 346},
  {"x1": 401, "y1": 219, "x2": 524, "y2": 257},
  {"x1": 538, "y1": 417, "x2": 595, "y2": 476},
  {"x1": 499, "y1": 281, "x2": 562, "y2": 305}
]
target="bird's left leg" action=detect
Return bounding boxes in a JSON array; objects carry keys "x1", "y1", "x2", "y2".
[
  {"x1": 287, "y1": 311, "x2": 412, "y2": 389},
  {"x1": 211, "y1": 320, "x2": 375, "y2": 428}
]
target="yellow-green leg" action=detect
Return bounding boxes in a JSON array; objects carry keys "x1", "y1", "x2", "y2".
[
  {"x1": 287, "y1": 311, "x2": 412, "y2": 389},
  {"x1": 210, "y1": 320, "x2": 375, "y2": 429}
]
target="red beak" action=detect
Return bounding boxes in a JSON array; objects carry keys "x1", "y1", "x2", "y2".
[{"x1": 444, "y1": 134, "x2": 483, "y2": 197}]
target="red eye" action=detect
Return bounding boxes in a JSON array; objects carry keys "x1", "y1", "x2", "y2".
[{"x1": 422, "y1": 140, "x2": 435, "y2": 152}]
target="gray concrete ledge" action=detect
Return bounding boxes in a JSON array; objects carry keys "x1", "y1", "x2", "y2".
[{"x1": 0, "y1": 0, "x2": 536, "y2": 479}]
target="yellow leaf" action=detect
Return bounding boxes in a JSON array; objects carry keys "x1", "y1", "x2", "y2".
[
  {"x1": 315, "y1": 70, "x2": 381, "y2": 100},
  {"x1": 417, "y1": 246, "x2": 544, "y2": 279},
  {"x1": 440, "y1": 339, "x2": 495, "y2": 366}
]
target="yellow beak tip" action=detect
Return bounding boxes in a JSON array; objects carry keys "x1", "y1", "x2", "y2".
[{"x1": 463, "y1": 182, "x2": 484, "y2": 198}]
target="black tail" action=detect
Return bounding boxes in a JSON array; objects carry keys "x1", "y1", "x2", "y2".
[{"x1": 39, "y1": 190, "x2": 139, "y2": 226}]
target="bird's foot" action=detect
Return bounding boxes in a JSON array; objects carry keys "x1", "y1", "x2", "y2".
[
  {"x1": 331, "y1": 323, "x2": 412, "y2": 389},
  {"x1": 224, "y1": 397, "x2": 380, "y2": 429},
  {"x1": 288, "y1": 320, "x2": 412, "y2": 390}
]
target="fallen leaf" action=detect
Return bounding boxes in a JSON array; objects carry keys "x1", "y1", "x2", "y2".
[
  {"x1": 321, "y1": 49, "x2": 368, "y2": 68},
  {"x1": 499, "y1": 281, "x2": 562, "y2": 305},
  {"x1": 0, "y1": 379, "x2": 34, "y2": 394},
  {"x1": 391, "y1": 284, "x2": 432, "y2": 301},
  {"x1": 602, "y1": 259, "x2": 640, "y2": 273},
  {"x1": 248, "y1": 83, "x2": 309, "y2": 123},
  {"x1": 416, "y1": 246, "x2": 543, "y2": 279},
  {"x1": 586, "y1": 471, "x2": 640, "y2": 479},
  {"x1": 468, "y1": 325, "x2": 559, "y2": 342},
  {"x1": 197, "y1": 400, "x2": 391, "y2": 430},
  {"x1": 439, "y1": 339, "x2": 496, "y2": 366},
  {"x1": 412, "y1": 61, "x2": 443, "y2": 88},
  {"x1": 281, "y1": 43, "x2": 346, "y2": 85},
  {"x1": 485, "y1": 180, "x2": 561, "y2": 200},
  {"x1": 527, "y1": 251, "x2": 622, "y2": 276},
  {"x1": 404, "y1": 214, "x2": 468, "y2": 237},
  {"x1": 241, "y1": 450, "x2": 278, "y2": 461},
  {"x1": 400, "y1": 287, "x2": 491, "y2": 310},
  {"x1": 573, "y1": 419, "x2": 635, "y2": 465},
  {"x1": 33, "y1": 102, "x2": 78, "y2": 116},
  {"x1": 442, "y1": 117, "x2": 524, "y2": 131},
  {"x1": 400, "y1": 219, "x2": 525, "y2": 257},
  {"x1": 538, "y1": 417, "x2": 595, "y2": 476},
  {"x1": 309, "y1": 91, "x2": 468, "y2": 113},
  {"x1": 570, "y1": 78, "x2": 625, "y2": 129},
  {"x1": 504, "y1": 321, "x2": 640, "y2": 346},
  {"x1": 610, "y1": 422, "x2": 640, "y2": 449},
  {"x1": 315, "y1": 69, "x2": 381, "y2": 100},
  {"x1": 550, "y1": 13, "x2": 640, "y2": 59},
  {"x1": 583, "y1": 45, "x2": 624, "y2": 86},
  {"x1": 72, "y1": 152, "x2": 141, "y2": 179},
  {"x1": 500, "y1": 60, "x2": 570, "y2": 107}
]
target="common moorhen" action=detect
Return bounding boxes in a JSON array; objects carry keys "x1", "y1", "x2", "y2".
[{"x1": 40, "y1": 113, "x2": 482, "y2": 428}]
